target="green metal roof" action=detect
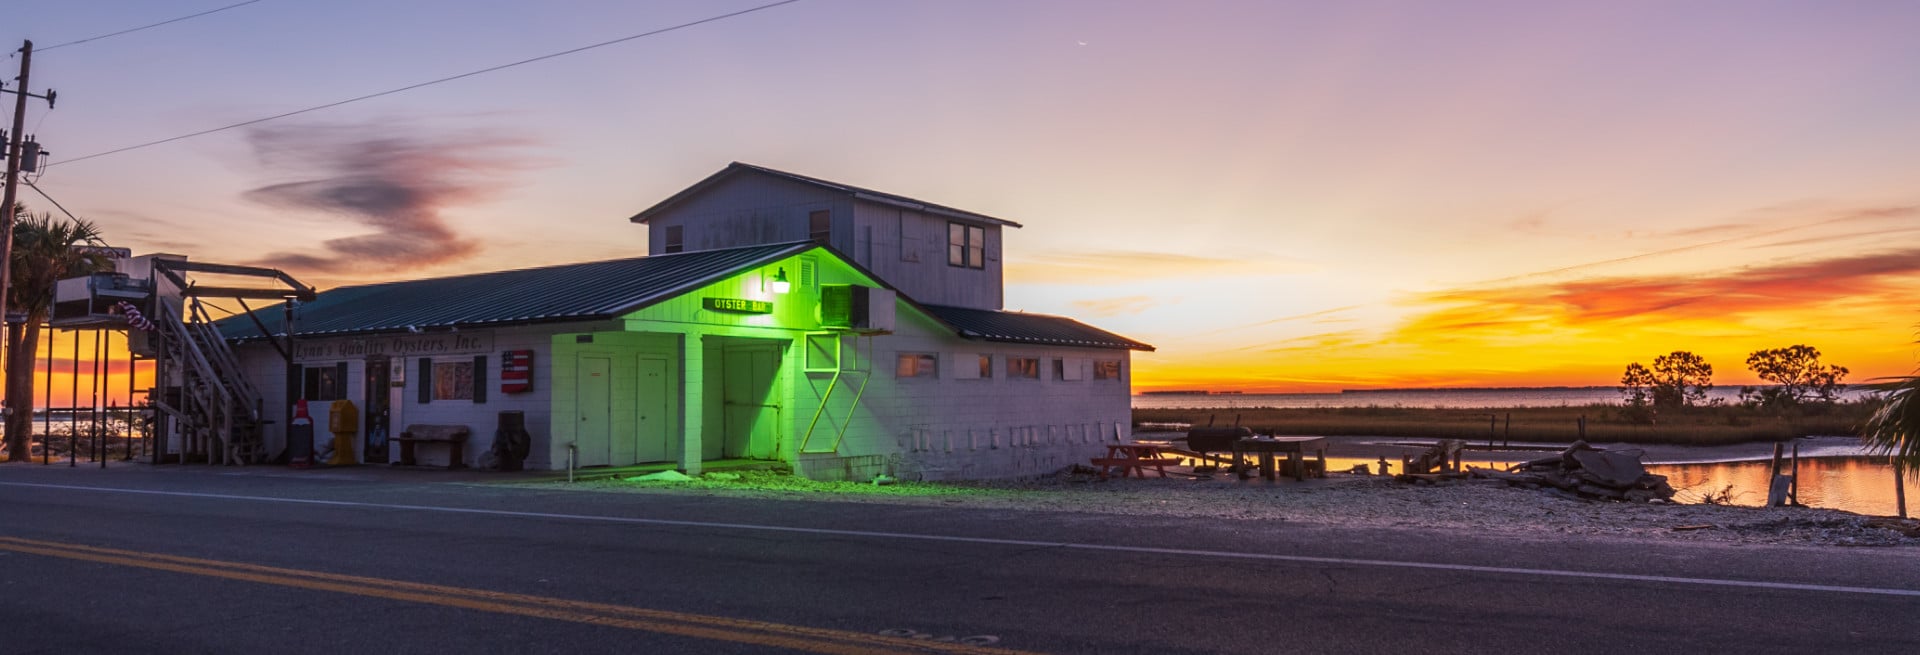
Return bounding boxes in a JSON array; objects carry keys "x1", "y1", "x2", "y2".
[
  {"x1": 218, "y1": 242, "x2": 815, "y2": 341},
  {"x1": 921, "y1": 304, "x2": 1154, "y2": 351}
]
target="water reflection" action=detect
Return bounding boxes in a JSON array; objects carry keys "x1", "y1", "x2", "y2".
[{"x1": 1650, "y1": 457, "x2": 1909, "y2": 516}]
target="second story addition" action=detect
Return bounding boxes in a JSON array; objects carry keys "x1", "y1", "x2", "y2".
[{"x1": 630, "y1": 163, "x2": 1021, "y2": 311}]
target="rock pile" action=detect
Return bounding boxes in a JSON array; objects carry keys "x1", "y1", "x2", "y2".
[{"x1": 1476, "y1": 441, "x2": 1676, "y2": 502}]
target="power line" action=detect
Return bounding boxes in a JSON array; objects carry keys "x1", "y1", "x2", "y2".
[
  {"x1": 23, "y1": 179, "x2": 83, "y2": 224},
  {"x1": 36, "y1": 1, "x2": 269, "y2": 53},
  {"x1": 48, "y1": 0, "x2": 803, "y2": 169}
]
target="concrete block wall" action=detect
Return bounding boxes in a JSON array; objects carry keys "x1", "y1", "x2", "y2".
[{"x1": 786, "y1": 309, "x2": 1134, "y2": 481}]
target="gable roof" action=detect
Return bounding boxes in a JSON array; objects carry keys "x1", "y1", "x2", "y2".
[
  {"x1": 921, "y1": 304, "x2": 1154, "y2": 352},
  {"x1": 217, "y1": 242, "x2": 816, "y2": 341},
  {"x1": 628, "y1": 162, "x2": 1023, "y2": 228}
]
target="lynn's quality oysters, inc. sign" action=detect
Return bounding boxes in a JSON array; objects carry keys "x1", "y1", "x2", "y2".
[{"x1": 294, "y1": 333, "x2": 493, "y2": 362}]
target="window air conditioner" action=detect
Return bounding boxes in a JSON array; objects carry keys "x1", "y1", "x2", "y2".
[{"x1": 819, "y1": 285, "x2": 895, "y2": 333}]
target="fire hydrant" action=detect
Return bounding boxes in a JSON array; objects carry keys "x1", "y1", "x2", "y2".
[{"x1": 327, "y1": 399, "x2": 360, "y2": 466}]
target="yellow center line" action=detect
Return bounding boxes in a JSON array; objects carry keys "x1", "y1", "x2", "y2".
[{"x1": 0, "y1": 536, "x2": 1036, "y2": 655}]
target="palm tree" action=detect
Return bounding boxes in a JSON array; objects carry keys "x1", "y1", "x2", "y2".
[
  {"x1": 1861, "y1": 374, "x2": 1920, "y2": 478},
  {"x1": 4, "y1": 208, "x2": 112, "y2": 462}
]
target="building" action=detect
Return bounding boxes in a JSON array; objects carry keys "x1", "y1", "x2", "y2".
[{"x1": 217, "y1": 164, "x2": 1151, "y2": 480}]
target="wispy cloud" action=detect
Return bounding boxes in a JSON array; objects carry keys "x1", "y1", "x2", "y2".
[
  {"x1": 1478, "y1": 205, "x2": 1919, "y2": 285},
  {"x1": 1006, "y1": 250, "x2": 1313, "y2": 283},
  {"x1": 242, "y1": 122, "x2": 535, "y2": 275}
]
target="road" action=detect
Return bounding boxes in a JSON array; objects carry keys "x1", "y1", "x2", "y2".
[{"x1": 2, "y1": 464, "x2": 1916, "y2": 654}]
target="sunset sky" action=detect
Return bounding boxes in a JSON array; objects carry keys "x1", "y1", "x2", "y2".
[{"x1": 8, "y1": 0, "x2": 1920, "y2": 401}]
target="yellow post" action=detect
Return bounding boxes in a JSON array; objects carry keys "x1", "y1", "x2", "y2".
[{"x1": 327, "y1": 399, "x2": 360, "y2": 466}]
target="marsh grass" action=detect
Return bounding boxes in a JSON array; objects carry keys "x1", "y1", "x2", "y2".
[{"x1": 1133, "y1": 403, "x2": 1876, "y2": 446}]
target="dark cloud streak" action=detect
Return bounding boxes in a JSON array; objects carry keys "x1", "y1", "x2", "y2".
[{"x1": 243, "y1": 123, "x2": 531, "y2": 275}]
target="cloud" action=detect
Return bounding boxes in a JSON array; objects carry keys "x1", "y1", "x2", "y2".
[
  {"x1": 242, "y1": 122, "x2": 534, "y2": 275},
  {"x1": 1403, "y1": 248, "x2": 1920, "y2": 334},
  {"x1": 1005, "y1": 250, "x2": 1313, "y2": 283},
  {"x1": 1071, "y1": 295, "x2": 1158, "y2": 317},
  {"x1": 1478, "y1": 205, "x2": 1919, "y2": 285}
]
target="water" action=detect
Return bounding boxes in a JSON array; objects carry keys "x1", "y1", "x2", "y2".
[
  {"x1": 1134, "y1": 387, "x2": 1876, "y2": 410},
  {"x1": 1651, "y1": 457, "x2": 1909, "y2": 516}
]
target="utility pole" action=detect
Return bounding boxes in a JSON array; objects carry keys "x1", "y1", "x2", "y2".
[{"x1": 0, "y1": 39, "x2": 54, "y2": 461}]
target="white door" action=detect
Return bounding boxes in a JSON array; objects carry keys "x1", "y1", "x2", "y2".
[
  {"x1": 636, "y1": 357, "x2": 670, "y2": 463},
  {"x1": 575, "y1": 356, "x2": 612, "y2": 467}
]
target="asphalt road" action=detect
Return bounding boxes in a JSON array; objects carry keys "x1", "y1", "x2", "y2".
[{"x1": 2, "y1": 464, "x2": 1916, "y2": 654}]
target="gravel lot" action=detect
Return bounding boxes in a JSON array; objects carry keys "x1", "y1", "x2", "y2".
[{"x1": 534, "y1": 467, "x2": 1920, "y2": 548}]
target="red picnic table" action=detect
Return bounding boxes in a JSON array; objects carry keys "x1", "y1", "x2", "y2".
[{"x1": 1091, "y1": 443, "x2": 1182, "y2": 479}]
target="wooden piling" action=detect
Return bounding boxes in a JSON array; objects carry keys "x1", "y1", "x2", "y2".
[
  {"x1": 1788, "y1": 443, "x2": 1800, "y2": 506},
  {"x1": 1577, "y1": 415, "x2": 1586, "y2": 441},
  {"x1": 1503, "y1": 413, "x2": 1511, "y2": 448}
]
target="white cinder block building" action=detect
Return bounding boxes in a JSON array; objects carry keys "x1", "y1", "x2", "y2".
[{"x1": 221, "y1": 163, "x2": 1151, "y2": 480}]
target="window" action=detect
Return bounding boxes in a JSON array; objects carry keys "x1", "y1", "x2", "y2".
[
  {"x1": 809, "y1": 210, "x2": 832, "y2": 245},
  {"x1": 303, "y1": 362, "x2": 348, "y2": 401},
  {"x1": 1008, "y1": 357, "x2": 1040, "y2": 379},
  {"x1": 952, "y1": 353, "x2": 989, "y2": 380},
  {"x1": 663, "y1": 225, "x2": 683, "y2": 253},
  {"x1": 1058, "y1": 358, "x2": 1085, "y2": 381},
  {"x1": 896, "y1": 353, "x2": 937, "y2": 378},
  {"x1": 433, "y1": 361, "x2": 475, "y2": 400},
  {"x1": 947, "y1": 222, "x2": 984, "y2": 268},
  {"x1": 1093, "y1": 360, "x2": 1122, "y2": 380}
]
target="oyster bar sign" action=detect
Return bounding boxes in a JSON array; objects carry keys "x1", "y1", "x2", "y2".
[{"x1": 293, "y1": 333, "x2": 494, "y2": 362}]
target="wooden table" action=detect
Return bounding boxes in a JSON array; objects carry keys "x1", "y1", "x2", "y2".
[
  {"x1": 1232, "y1": 436, "x2": 1327, "y2": 481},
  {"x1": 1091, "y1": 443, "x2": 1181, "y2": 479}
]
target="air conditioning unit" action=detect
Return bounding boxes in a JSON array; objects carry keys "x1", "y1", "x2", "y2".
[{"x1": 819, "y1": 285, "x2": 895, "y2": 333}]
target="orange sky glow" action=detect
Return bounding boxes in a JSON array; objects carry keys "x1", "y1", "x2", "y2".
[{"x1": 10, "y1": 1, "x2": 1920, "y2": 395}]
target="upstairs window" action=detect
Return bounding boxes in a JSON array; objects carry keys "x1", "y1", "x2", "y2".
[
  {"x1": 663, "y1": 225, "x2": 684, "y2": 253},
  {"x1": 809, "y1": 210, "x2": 832, "y2": 245},
  {"x1": 1093, "y1": 360, "x2": 1122, "y2": 380},
  {"x1": 947, "y1": 222, "x2": 984, "y2": 269}
]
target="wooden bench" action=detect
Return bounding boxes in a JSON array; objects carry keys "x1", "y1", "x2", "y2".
[
  {"x1": 1091, "y1": 453, "x2": 1183, "y2": 479},
  {"x1": 394, "y1": 424, "x2": 471, "y2": 469}
]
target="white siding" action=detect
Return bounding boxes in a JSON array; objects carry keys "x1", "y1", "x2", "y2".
[
  {"x1": 848, "y1": 201, "x2": 1003, "y2": 310},
  {"x1": 645, "y1": 174, "x2": 850, "y2": 255}
]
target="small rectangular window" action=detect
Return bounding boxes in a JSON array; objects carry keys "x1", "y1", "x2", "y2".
[
  {"x1": 1093, "y1": 360, "x2": 1122, "y2": 380},
  {"x1": 947, "y1": 222, "x2": 986, "y2": 269},
  {"x1": 948, "y1": 223, "x2": 966, "y2": 266},
  {"x1": 663, "y1": 225, "x2": 683, "y2": 253},
  {"x1": 977, "y1": 354, "x2": 993, "y2": 379},
  {"x1": 809, "y1": 210, "x2": 832, "y2": 245},
  {"x1": 303, "y1": 362, "x2": 347, "y2": 401},
  {"x1": 896, "y1": 353, "x2": 937, "y2": 378},
  {"x1": 1008, "y1": 357, "x2": 1040, "y2": 379},
  {"x1": 1052, "y1": 358, "x2": 1065, "y2": 380},
  {"x1": 432, "y1": 360, "x2": 475, "y2": 400}
]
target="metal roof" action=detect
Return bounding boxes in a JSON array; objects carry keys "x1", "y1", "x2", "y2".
[
  {"x1": 920, "y1": 304, "x2": 1154, "y2": 351},
  {"x1": 218, "y1": 242, "x2": 815, "y2": 341},
  {"x1": 629, "y1": 162, "x2": 1023, "y2": 228}
]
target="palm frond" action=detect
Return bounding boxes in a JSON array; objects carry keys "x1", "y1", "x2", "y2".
[{"x1": 1860, "y1": 375, "x2": 1920, "y2": 474}]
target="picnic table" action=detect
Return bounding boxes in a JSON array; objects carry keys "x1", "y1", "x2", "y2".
[
  {"x1": 1232, "y1": 436, "x2": 1327, "y2": 481},
  {"x1": 1091, "y1": 443, "x2": 1181, "y2": 479}
]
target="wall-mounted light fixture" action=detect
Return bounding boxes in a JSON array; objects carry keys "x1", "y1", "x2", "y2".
[{"x1": 771, "y1": 267, "x2": 791, "y2": 294}]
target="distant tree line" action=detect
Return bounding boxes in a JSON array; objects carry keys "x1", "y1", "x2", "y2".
[{"x1": 1618, "y1": 345, "x2": 1849, "y2": 420}]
